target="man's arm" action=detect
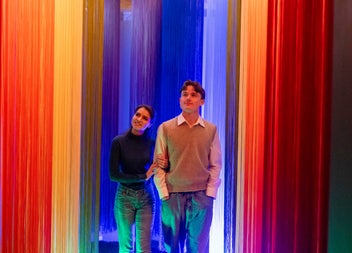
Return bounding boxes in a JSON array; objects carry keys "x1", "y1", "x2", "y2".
[
  {"x1": 153, "y1": 124, "x2": 169, "y2": 200},
  {"x1": 206, "y1": 129, "x2": 222, "y2": 198}
]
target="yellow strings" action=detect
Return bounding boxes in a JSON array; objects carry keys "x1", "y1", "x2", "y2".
[
  {"x1": 237, "y1": 0, "x2": 268, "y2": 252},
  {"x1": 52, "y1": 0, "x2": 83, "y2": 252}
]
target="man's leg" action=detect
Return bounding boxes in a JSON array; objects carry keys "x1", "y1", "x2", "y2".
[
  {"x1": 162, "y1": 193, "x2": 186, "y2": 253},
  {"x1": 185, "y1": 191, "x2": 214, "y2": 253}
]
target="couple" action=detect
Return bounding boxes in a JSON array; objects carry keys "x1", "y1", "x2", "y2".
[{"x1": 109, "y1": 80, "x2": 222, "y2": 253}]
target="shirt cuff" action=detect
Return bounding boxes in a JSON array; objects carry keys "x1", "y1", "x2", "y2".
[
  {"x1": 206, "y1": 187, "x2": 218, "y2": 199},
  {"x1": 158, "y1": 187, "x2": 169, "y2": 200}
]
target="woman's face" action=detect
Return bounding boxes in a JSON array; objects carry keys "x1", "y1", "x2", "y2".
[{"x1": 131, "y1": 107, "x2": 152, "y2": 135}]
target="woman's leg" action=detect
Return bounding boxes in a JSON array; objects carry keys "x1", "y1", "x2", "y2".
[
  {"x1": 114, "y1": 186, "x2": 136, "y2": 253},
  {"x1": 135, "y1": 187, "x2": 155, "y2": 253}
]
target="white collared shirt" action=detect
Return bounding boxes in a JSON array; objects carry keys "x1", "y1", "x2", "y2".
[{"x1": 177, "y1": 113, "x2": 205, "y2": 128}]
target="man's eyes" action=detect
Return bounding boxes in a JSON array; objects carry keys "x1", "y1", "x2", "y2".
[{"x1": 182, "y1": 93, "x2": 197, "y2": 97}]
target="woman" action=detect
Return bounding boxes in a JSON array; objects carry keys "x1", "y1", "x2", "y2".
[{"x1": 109, "y1": 104, "x2": 165, "y2": 253}]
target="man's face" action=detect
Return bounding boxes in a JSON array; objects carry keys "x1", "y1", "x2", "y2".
[{"x1": 179, "y1": 85, "x2": 204, "y2": 113}]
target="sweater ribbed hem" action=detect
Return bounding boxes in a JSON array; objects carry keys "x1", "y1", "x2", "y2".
[{"x1": 167, "y1": 183, "x2": 207, "y2": 193}]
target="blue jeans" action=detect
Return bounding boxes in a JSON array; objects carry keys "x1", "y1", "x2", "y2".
[
  {"x1": 114, "y1": 184, "x2": 155, "y2": 253},
  {"x1": 161, "y1": 191, "x2": 214, "y2": 253}
]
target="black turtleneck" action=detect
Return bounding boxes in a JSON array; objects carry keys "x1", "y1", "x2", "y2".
[{"x1": 109, "y1": 129, "x2": 155, "y2": 189}]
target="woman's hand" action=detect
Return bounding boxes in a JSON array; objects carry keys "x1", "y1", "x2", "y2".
[
  {"x1": 146, "y1": 163, "x2": 157, "y2": 180},
  {"x1": 156, "y1": 154, "x2": 168, "y2": 169}
]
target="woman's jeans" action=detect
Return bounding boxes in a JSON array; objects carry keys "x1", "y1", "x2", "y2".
[
  {"x1": 114, "y1": 184, "x2": 155, "y2": 253},
  {"x1": 161, "y1": 191, "x2": 214, "y2": 253}
]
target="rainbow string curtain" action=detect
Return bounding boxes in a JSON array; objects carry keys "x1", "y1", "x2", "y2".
[
  {"x1": 1, "y1": 0, "x2": 83, "y2": 252},
  {"x1": 1, "y1": 0, "x2": 333, "y2": 252},
  {"x1": 1, "y1": 1, "x2": 55, "y2": 251},
  {"x1": 234, "y1": 0, "x2": 332, "y2": 252}
]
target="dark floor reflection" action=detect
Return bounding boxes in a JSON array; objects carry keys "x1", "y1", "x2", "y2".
[{"x1": 99, "y1": 241, "x2": 166, "y2": 253}]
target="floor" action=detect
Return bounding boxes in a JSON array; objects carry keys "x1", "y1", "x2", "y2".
[
  {"x1": 99, "y1": 241, "x2": 119, "y2": 253},
  {"x1": 99, "y1": 241, "x2": 166, "y2": 253}
]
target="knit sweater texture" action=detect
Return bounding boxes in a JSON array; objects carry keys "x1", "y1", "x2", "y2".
[
  {"x1": 160, "y1": 117, "x2": 217, "y2": 193},
  {"x1": 109, "y1": 129, "x2": 155, "y2": 190}
]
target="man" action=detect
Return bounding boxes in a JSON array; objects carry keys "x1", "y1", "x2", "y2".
[{"x1": 154, "y1": 80, "x2": 222, "y2": 253}]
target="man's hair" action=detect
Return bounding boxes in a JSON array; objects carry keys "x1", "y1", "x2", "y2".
[{"x1": 180, "y1": 80, "x2": 205, "y2": 99}]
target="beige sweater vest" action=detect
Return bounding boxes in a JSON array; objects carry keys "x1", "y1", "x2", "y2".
[{"x1": 161, "y1": 117, "x2": 217, "y2": 193}]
